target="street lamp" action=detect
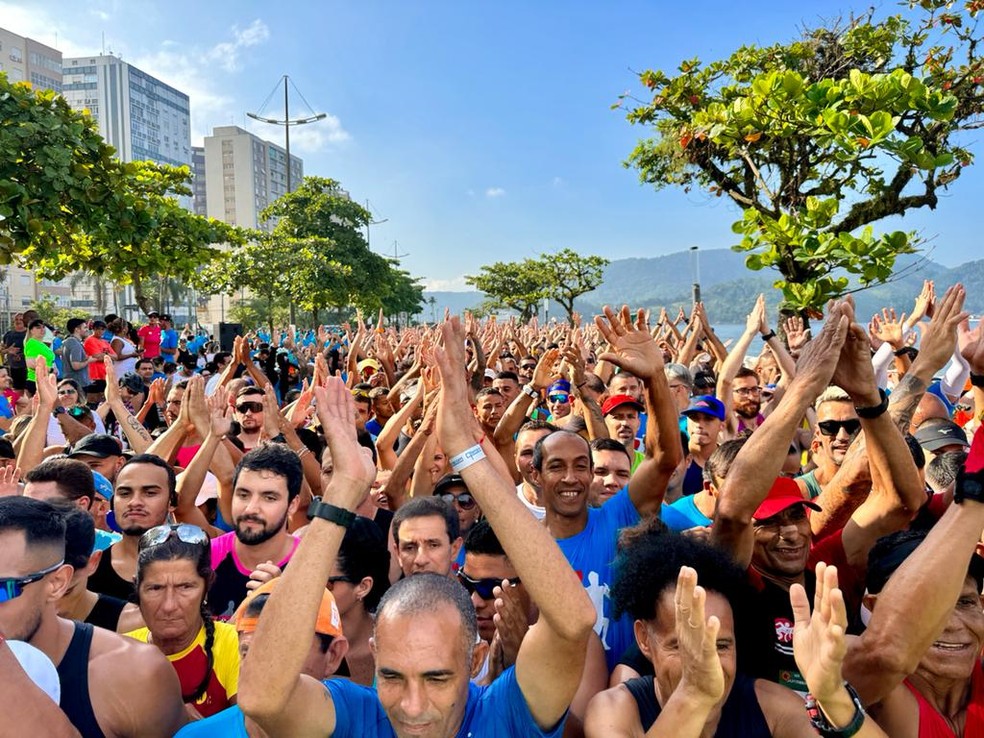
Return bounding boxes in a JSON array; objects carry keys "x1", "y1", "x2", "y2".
[
  {"x1": 690, "y1": 246, "x2": 701, "y2": 304},
  {"x1": 247, "y1": 75, "x2": 326, "y2": 194}
]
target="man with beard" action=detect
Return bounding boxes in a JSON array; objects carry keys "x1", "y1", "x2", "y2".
[
  {"x1": 208, "y1": 444, "x2": 302, "y2": 620},
  {"x1": 87, "y1": 454, "x2": 176, "y2": 602},
  {"x1": 233, "y1": 386, "x2": 266, "y2": 451},
  {"x1": 0, "y1": 496, "x2": 187, "y2": 737},
  {"x1": 731, "y1": 366, "x2": 766, "y2": 432}
]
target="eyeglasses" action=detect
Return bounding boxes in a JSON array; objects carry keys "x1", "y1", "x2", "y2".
[
  {"x1": 327, "y1": 575, "x2": 354, "y2": 590},
  {"x1": 817, "y1": 419, "x2": 862, "y2": 437},
  {"x1": 548, "y1": 393, "x2": 571, "y2": 404},
  {"x1": 236, "y1": 401, "x2": 264, "y2": 414},
  {"x1": 457, "y1": 570, "x2": 520, "y2": 601},
  {"x1": 139, "y1": 524, "x2": 209, "y2": 551},
  {"x1": 734, "y1": 387, "x2": 762, "y2": 396},
  {"x1": 668, "y1": 383, "x2": 689, "y2": 392},
  {"x1": 58, "y1": 388, "x2": 78, "y2": 396},
  {"x1": 520, "y1": 364, "x2": 536, "y2": 372},
  {"x1": 438, "y1": 491, "x2": 477, "y2": 510},
  {"x1": 0, "y1": 559, "x2": 65, "y2": 603}
]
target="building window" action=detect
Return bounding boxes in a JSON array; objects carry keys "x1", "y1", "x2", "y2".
[{"x1": 9, "y1": 46, "x2": 22, "y2": 63}]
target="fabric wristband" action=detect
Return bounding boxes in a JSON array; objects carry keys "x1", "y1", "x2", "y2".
[{"x1": 450, "y1": 444, "x2": 486, "y2": 473}]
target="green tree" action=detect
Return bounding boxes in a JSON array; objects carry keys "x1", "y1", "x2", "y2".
[
  {"x1": 465, "y1": 259, "x2": 546, "y2": 322},
  {"x1": 29, "y1": 293, "x2": 91, "y2": 330},
  {"x1": 622, "y1": 2, "x2": 984, "y2": 311},
  {"x1": 538, "y1": 249, "x2": 609, "y2": 324}
]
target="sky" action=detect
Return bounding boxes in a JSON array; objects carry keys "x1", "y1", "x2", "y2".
[{"x1": 4, "y1": 1, "x2": 983, "y2": 290}]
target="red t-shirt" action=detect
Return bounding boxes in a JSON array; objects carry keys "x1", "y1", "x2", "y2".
[
  {"x1": 83, "y1": 335, "x2": 113, "y2": 380},
  {"x1": 137, "y1": 324, "x2": 162, "y2": 358}
]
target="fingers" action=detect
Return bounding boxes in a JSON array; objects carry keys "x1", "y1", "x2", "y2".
[{"x1": 789, "y1": 582, "x2": 812, "y2": 628}]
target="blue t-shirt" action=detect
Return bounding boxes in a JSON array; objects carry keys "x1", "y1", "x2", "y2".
[
  {"x1": 178, "y1": 668, "x2": 570, "y2": 737},
  {"x1": 93, "y1": 528, "x2": 122, "y2": 553},
  {"x1": 160, "y1": 328, "x2": 179, "y2": 357},
  {"x1": 664, "y1": 495, "x2": 712, "y2": 532},
  {"x1": 556, "y1": 488, "x2": 640, "y2": 671}
]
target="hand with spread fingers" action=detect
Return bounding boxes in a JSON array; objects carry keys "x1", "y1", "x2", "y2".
[
  {"x1": 594, "y1": 305, "x2": 663, "y2": 381},
  {"x1": 674, "y1": 566, "x2": 726, "y2": 707},
  {"x1": 791, "y1": 562, "x2": 847, "y2": 704}
]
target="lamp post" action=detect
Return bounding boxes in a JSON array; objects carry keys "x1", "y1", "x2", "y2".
[{"x1": 690, "y1": 246, "x2": 701, "y2": 304}]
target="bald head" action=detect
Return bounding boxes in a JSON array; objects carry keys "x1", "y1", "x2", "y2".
[{"x1": 910, "y1": 392, "x2": 949, "y2": 435}]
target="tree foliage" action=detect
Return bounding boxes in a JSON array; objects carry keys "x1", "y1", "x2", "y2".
[
  {"x1": 466, "y1": 249, "x2": 609, "y2": 323},
  {"x1": 622, "y1": 1, "x2": 984, "y2": 310}
]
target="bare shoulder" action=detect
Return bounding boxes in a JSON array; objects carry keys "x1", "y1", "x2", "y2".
[{"x1": 583, "y1": 683, "x2": 640, "y2": 738}]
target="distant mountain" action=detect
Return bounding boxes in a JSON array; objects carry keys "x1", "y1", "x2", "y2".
[{"x1": 423, "y1": 249, "x2": 984, "y2": 324}]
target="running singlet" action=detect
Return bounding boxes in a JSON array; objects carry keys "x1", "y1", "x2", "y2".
[
  {"x1": 126, "y1": 622, "x2": 240, "y2": 718},
  {"x1": 57, "y1": 621, "x2": 105, "y2": 738},
  {"x1": 623, "y1": 673, "x2": 771, "y2": 736},
  {"x1": 208, "y1": 532, "x2": 300, "y2": 619},
  {"x1": 903, "y1": 660, "x2": 984, "y2": 737}
]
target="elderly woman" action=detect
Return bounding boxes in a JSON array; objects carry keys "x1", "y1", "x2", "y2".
[{"x1": 125, "y1": 523, "x2": 240, "y2": 718}]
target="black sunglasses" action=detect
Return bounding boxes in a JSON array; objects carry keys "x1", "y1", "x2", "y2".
[
  {"x1": 817, "y1": 419, "x2": 862, "y2": 438},
  {"x1": 457, "y1": 570, "x2": 520, "y2": 601},
  {"x1": 0, "y1": 559, "x2": 65, "y2": 603},
  {"x1": 327, "y1": 575, "x2": 354, "y2": 590},
  {"x1": 438, "y1": 491, "x2": 476, "y2": 510},
  {"x1": 236, "y1": 401, "x2": 264, "y2": 414},
  {"x1": 139, "y1": 524, "x2": 209, "y2": 551}
]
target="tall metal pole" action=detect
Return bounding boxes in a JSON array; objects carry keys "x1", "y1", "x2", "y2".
[
  {"x1": 690, "y1": 246, "x2": 702, "y2": 304},
  {"x1": 284, "y1": 76, "x2": 291, "y2": 193}
]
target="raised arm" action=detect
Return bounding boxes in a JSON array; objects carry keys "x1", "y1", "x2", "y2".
[
  {"x1": 103, "y1": 358, "x2": 152, "y2": 454},
  {"x1": 238, "y1": 378, "x2": 376, "y2": 738},
  {"x1": 712, "y1": 309, "x2": 847, "y2": 568},
  {"x1": 595, "y1": 306, "x2": 681, "y2": 516},
  {"x1": 15, "y1": 358, "x2": 56, "y2": 473},
  {"x1": 436, "y1": 317, "x2": 596, "y2": 731},
  {"x1": 716, "y1": 295, "x2": 765, "y2": 435}
]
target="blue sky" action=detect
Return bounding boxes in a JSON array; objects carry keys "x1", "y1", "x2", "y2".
[{"x1": 6, "y1": 1, "x2": 983, "y2": 289}]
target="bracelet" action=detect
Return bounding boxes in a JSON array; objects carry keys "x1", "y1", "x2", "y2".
[
  {"x1": 449, "y1": 444, "x2": 486, "y2": 473},
  {"x1": 970, "y1": 372, "x2": 984, "y2": 389},
  {"x1": 521, "y1": 384, "x2": 539, "y2": 400},
  {"x1": 760, "y1": 330, "x2": 776, "y2": 341},
  {"x1": 296, "y1": 446, "x2": 311, "y2": 459},
  {"x1": 854, "y1": 388, "x2": 889, "y2": 420},
  {"x1": 805, "y1": 682, "x2": 866, "y2": 737}
]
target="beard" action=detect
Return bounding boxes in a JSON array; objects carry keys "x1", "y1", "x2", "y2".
[
  {"x1": 734, "y1": 401, "x2": 761, "y2": 420},
  {"x1": 234, "y1": 509, "x2": 288, "y2": 545}
]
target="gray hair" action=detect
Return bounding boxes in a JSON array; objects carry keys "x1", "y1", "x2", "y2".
[
  {"x1": 664, "y1": 363, "x2": 693, "y2": 389},
  {"x1": 814, "y1": 385, "x2": 850, "y2": 411},
  {"x1": 374, "y1": 572, "x2": 478, "y2": 657}
]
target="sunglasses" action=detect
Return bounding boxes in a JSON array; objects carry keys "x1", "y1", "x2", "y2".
[
  {"x1": 0, "y1": 559, "x2": 65, "y2": 603},
  {"x1": 58, "y1": 388, "x2": 78, "y2": 395},
  {"x1": 327, "y1": 575, "x2": 354, "y2": 590},
  {"x1": 817, "y1": 419, "x2": 862, "y2": 437},
  {"x1": 438, "y1": 491, "x2": 476, "y2": 510},
  {"x1": 236, "y1": 401, "x2": 264, "y2": 414},
  {"x1": 548, "y1": 393, "x2": 571, "y2": 404},
  {"x1": 457, "y1": 570, "x2": 520, "y2": 601},
  {"x1": 520, "y1": 364, "x2": 536, "y2": 371},
  {"x1": 139, "y1": 524, "x2": 209, "y2": 551}
]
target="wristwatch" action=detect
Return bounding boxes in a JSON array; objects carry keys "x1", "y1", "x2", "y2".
[
  {"x1": 805, "y1": 682, "x2": 866, "y2": 737},
  {"x1": 854, "y1": 388, "x2": 889, "y2": 420},
  {"x1": 955, "y1": 468, "x2": 984, "y2": 505},
  {"x1": 760, "y1": 330, "x2": 776, "y2": 341},
  {"x1": 521, "y1": 384, "x2": 539, "y2": 400},
  {"x1": 53, "y1": 406, "x2": 67, "y2": 416},
  {"x1": 307, "y1": 497, "x2": 356, "y2": 528}
]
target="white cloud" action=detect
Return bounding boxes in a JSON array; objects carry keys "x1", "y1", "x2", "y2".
[
  {"x1": 424, "y1": 276, "x2": 472, "y2": 291},
  {"x1": 204, "y1": 19, "x2": 270, "y2": 73},
  {"x1": 485, "y1": 187, "x2": 506, "y2": 198}
]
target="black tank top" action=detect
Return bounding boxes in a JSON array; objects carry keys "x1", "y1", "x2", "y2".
[
  {"x1": 623, "y1": 673, "x2": 772, "y2": 736},
  {"x1": 87, "y1": 545, "x2": 135, "y2": 603},
  {"x1": 85, "y1": 594, "x2": 127, "y2": 632},
  {"x1": 57, "y1": 621, "x2": 106, "y2": 738}
]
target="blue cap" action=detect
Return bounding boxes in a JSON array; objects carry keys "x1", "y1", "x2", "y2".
[
  {"x1": 92, "y1": 471, "x2": 113, "y2": 501},
  {"x1": 548, "y1": 379, "x2": 571, "y2": 395},
  {"x1": 682, "y1": 395, "x2": 726, "y2": 421}
]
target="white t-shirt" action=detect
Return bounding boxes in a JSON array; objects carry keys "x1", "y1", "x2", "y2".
[{"x1": 516, "y1": 483, "x2": 545, "y2": 521}]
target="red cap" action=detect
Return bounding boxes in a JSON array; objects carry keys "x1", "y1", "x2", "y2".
[
  {"x1": 601, "y1": 394, "x2": 645, "y2": 416},
  {"x1": 753, "y1": 477, "x2": 821, "y2": 520}
]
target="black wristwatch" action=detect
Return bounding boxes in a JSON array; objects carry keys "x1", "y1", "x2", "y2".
[
  {"x1": 307, "y1": 497, "x2": 356, "y2": 528},
  {"x1": 760, "y1": 330, "x2": 776, "y2": 341},
  {"x1": 805, "y1": 682, "x2": 866, "y2": 737},
  {"x1": 53, "y1": 406, "x2": 67, "y2": 416},
  {"x1": 854, "y1": 388, "x2": 889, "y2": 419},
  {"x1": 954, "y1": 467, "x2": 984, "y2": 505}
]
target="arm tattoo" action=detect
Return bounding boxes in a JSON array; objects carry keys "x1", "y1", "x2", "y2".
[
  {"x1": 126, "y1": 414, "x2": 153, "y2": 443},
  {"x1": 887, "y1": 373, "x2": 927, "y2": 434}
]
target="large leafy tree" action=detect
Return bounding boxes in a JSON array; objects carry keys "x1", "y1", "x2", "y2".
[
  {"x1": 622, "y1": 1, "x2": 984, "y2": 311},
  {"x1": 538, "y1": 249, "x2": 609, "y2": 323}
]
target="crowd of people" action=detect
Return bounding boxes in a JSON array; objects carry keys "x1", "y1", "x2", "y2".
[{"x1": 1, "y1": 279, "x2": 983, "y2": 737}]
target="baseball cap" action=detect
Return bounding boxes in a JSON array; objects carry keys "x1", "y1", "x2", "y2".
[
  {"x1": 753, "y1": 477, "x2": 822, "y2": 520},
  {"x1": 602, "y1": 393, "x2": 645, "y2": 416},
  {"x1": 119, "y1": 372, "x2": 145, "y2": 394},
  {"x1": 91, "y1": 471, "x2": 114, "y2": 501},
  {"x1": 68, "y1": 434, "x2": 123, "y2": 459},
  {"x1": 357, "y1": 358, "x2": 381, "y2": 374},
  {"x1": 234, "y1": 578, "x2": 343, "y2": 638},
  {"x1": 682, "y1": 395, "x2": 726, "y2": 421},
  {"x1": 914, "y1": 420, "x2": 970, "y2": 453},
  {"x1": 434, "y1": 473, "x2": 469, "y2": 497},
  {"x1": 484, "y1": 368, "x2": 496, "y2": 380}
]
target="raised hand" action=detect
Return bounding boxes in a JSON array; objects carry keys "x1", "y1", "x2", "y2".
[
  {"x1": 870, "y1": 308, "x2": 906, "y2": 350},
  {"x1": 829, "y1": 298, "x2": 880, "y2": 403},
  {"x1": 146, "y1": 378, "x2": 166, "y2": 406},
  {"x1": 790, "y1": 562, "x2": 848, "y2": 704},
  {"x1": 915, "y1": 284, "x2": 968, "y2": 375},
  {"x1": 0, "y1": 466, "x2": 22, "y2": 498},
  {"x1": 313, "y1": 377, "x2": 376, "y2": 507},
  {"x1": 492, "y1": 580, "x2": 530, "y2": 668},
  {"x1": 531, "y1": 347, "x2": 561, "y2": 391},
  {"x1": 261, "y1": 383, "x2": 285, "y2": 439},
  {"x1": 783, "y1": 315, "x2": 810, "y2": 352},
  {"x1": 745, "y1": 294, "x2": 766, "y2": 335},
  {"x1": 207, "y1": 386, "x2": 233, "y2": 438},
  {"x1": 103, "y1": 356, "x2": 121, "y2": 406},
  {"x1": 791, "y1": 304, "x2": 848, "y2": 399},
  {"x1": 595, "y1": 305, "x2": 663, "y2": 380},
  {"x1": 674, "y1": 566, "x2": 725, "y2": 706},
  {"x1": 34, "y1": 357, "x2": 57, "y2": 410},
  {"x1": 907, "y1": 279, "x2": 936, "y2": 328},
  {"x1": 959, "y1": 315, "x2": 984, "y2": 374}
]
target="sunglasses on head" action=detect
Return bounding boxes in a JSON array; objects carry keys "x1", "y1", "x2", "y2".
[
  {"x1": 457, "y1": 570, "x2": 520, "y2": 601},
  {"x1": 438, "y1": 491, "x2": 476, "y2": 510},
  {"x1": 817, "y1": 419, "x2": 862, "y2": 437},
  {"x1": 548, "y1": 393, "x2": 571, "y2": 404},
  {"x1": 0, "y1": 559, "x2": 65, "y2": 603},
  {"x1": 236, "y1": 401, "x2": 264, "y2": 414},
  {"x1": 139, "y1": 524, "x2": 209, "y2": 551}
]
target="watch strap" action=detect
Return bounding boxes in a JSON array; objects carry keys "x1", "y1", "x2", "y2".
[
  {"x1": 806, "y1": 682, "x2": 866, "y2": 737},
  {"x1": 760, "y1": 330, "x2": 776, "y2": 341},
  {"x1": 307, "y1": 497, "x2": 356, "y2": 528},
  {"x1": 854, "y1": 388, "x2": 889, "y2": 420}
]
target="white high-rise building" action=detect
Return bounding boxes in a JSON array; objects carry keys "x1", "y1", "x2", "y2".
[
  {"x1": 61, "y1": 55, "x2": 191, "y2": 169},
  {"x1": 203, "y1": 125, "x2": 303, "y2": 230}
]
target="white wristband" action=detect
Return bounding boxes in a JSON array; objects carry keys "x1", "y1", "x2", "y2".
[{"x1": 449, "y1": 444, "x2": 486, "y2": 473}]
